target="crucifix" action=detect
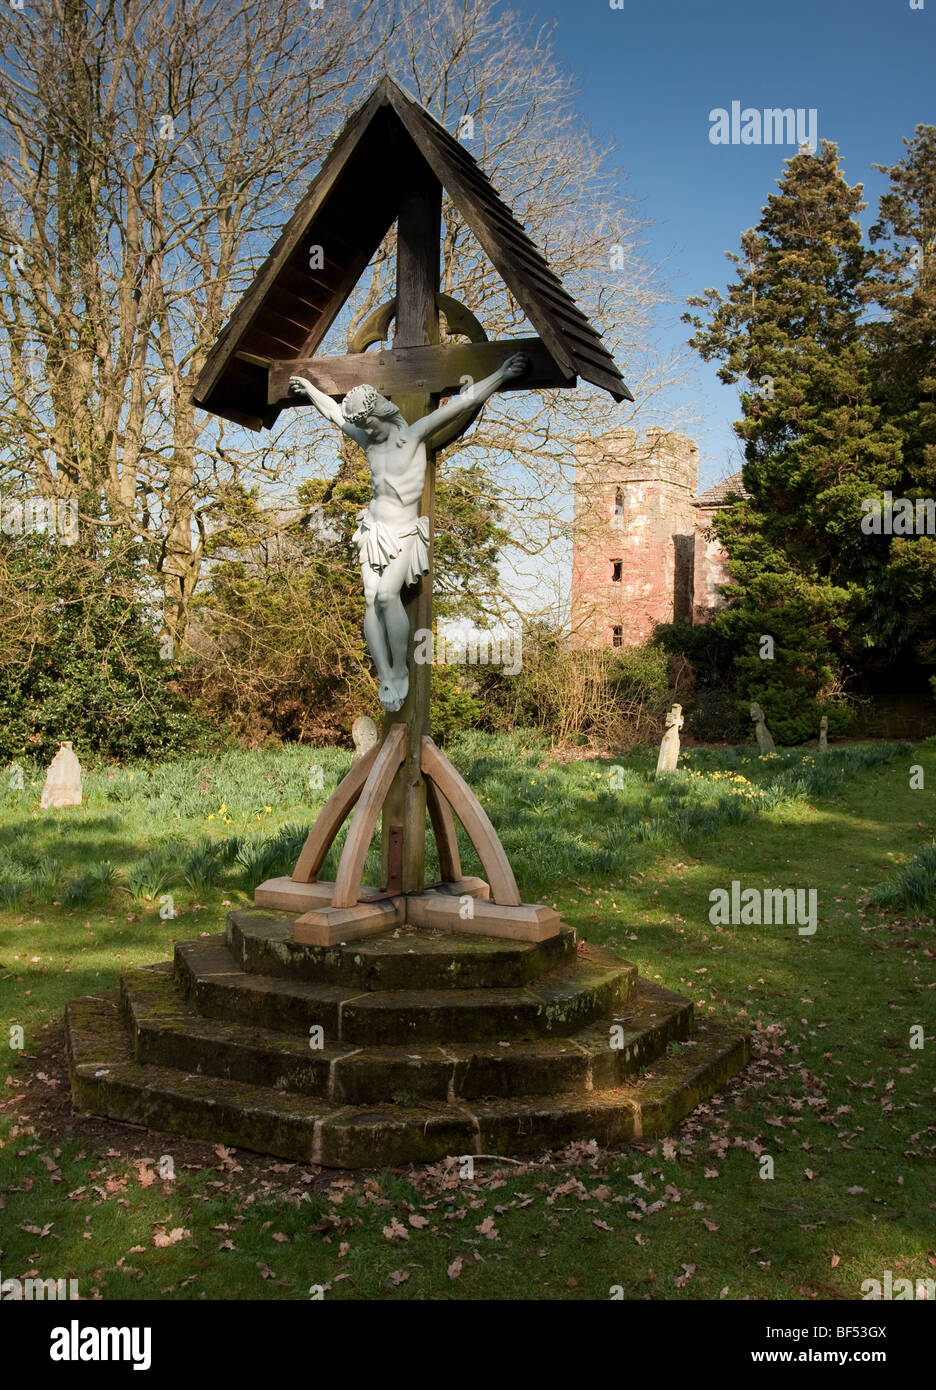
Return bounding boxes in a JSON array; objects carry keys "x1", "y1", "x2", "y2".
[
  {"x1": 192, "y1": 75, "x2": 632, "y2": 946},
  {"x1": 287, "y1": 351, "x2": 528, "y2": 716},
  {"x1": 284, "y1": 167, "x2": 528, "y2": 920}
]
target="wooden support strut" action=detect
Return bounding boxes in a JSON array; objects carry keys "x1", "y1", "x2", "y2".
[
  {"x1": 291, "y1": 743, "x2": 380, "y2": 883},
  {"x1": 420, "y1": 735, "x2": 521, "y2": 906},
  {"x1": 425, "y1": 776, "x2": 462, "y2": 884},
  {"x1": 332, "y1": 723, "x2": 407, "y2": 909}
]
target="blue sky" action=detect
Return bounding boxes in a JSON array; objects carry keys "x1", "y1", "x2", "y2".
[{"x1": 522, "y1": 0, "x2": 934, "y2": 489}]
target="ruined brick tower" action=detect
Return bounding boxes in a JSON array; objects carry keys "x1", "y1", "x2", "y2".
[{"x1": 571, "y1": 426, "x2": 741, "y2": 647}]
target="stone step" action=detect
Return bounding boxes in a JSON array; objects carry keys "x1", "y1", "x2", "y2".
[
  {"x1": 121, "y1": 962, "x2": 693, "y2": 1103},
  {"x1": 67, "y1": 989, "x2": 750, "y2": 1167},
  {"x1": 226, "y1": 909, "x2": 577, "y2": 990},
  {"x1": 174, "y1": 936, "x2": 637, "y2": 1044}
]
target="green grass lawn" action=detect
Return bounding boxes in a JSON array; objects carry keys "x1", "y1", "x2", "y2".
[{"x1": 0, "y1": 734, "x2": 933, "y2": 1301}]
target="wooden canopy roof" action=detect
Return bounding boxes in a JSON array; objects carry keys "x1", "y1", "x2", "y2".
[{"x1": 193, "y1": 75, "x2": 632, "y2": 431}]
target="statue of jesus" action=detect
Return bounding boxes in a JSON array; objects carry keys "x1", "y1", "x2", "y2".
[{"x1": 289, "y1": 354, "x2": 528, "y2": 712}]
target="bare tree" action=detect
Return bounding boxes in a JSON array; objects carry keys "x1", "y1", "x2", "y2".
[
  {"x1": 0, "y1": 0, "x2": 389, "y2": 637},
  {"x1": 1, "y1": 0, "x2": 685, "y2": 670}
]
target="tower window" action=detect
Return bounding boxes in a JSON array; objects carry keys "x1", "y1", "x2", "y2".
[
  {"x1": 611, "y1": 559, "x2": 622, "y2": 582},
  {"x1": 612, "y1": 626, "x2": 623, "y2": 647},
  {"x1": 614, "y1": 488, "x2": 624, "y2": 516}
]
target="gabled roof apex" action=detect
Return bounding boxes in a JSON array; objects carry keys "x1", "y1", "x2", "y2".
[{"x1": 193, "y1": 75, "x2": 631, "y2": 430}]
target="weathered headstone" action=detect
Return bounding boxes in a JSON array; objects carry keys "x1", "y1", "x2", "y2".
[
  {"x1": 351, "y1": 715, "x2": 379, "y2": 761},
  {"x1": 656, "y1": 703, "x2": 684, "y2": 774},
  {"x1": 39, "y1": 741, "x2": 82, "y2": 809},
  {"x1": 817, "y1": 716, "x2": 828, "y2": 754},
  {"x1": 750, "y1": 702, "x2": 776, "y2": 755}
]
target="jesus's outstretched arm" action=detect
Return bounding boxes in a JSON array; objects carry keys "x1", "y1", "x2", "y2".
[
  {"x1": 409, "y1": 352, "x2": 528, "y2": 446},
  {"x1": 289, "y1": 376, "x2": 369, "y2": 447}
]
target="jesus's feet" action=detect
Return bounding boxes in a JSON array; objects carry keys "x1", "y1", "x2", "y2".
[
  {"x1": 391, "y1": 669, "x2": 409, "y2": 709},
  {"x1": 377, "y1": 671, "x2": 409, "y2": 713}
]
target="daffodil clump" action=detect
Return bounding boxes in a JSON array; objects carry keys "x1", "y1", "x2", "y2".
[
  {"x1": 684, "y1": 768, "x2": 767, "y2": 801},
  {"x1": 206, "y1": 801, "x2": 273, "y2": 826}
]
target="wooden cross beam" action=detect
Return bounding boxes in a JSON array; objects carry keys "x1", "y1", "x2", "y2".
[{"x1": 257, "y1": 338, "x2": 571, "y2": 409}]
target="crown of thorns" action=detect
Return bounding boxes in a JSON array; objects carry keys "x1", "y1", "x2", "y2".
[{"x1": 341, "y1": 384, "x2": 398, "y2": 424}]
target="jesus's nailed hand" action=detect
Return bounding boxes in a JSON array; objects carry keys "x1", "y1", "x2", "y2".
[{"x1": 501, "y1": 353, "x2": 529, "y2": 380}]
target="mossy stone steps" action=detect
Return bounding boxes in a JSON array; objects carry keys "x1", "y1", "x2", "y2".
[
  {"x1": 227, "y1": 910, "x2": 577, "y2": 989},
  {"x1": 67, "y1": 988, "x2": 750, "y2": 1167},
  {"x1": 175, "y1": 935, "x2": 636, "y2": 1044},
  {"x1": 65, "y1": 912, "x2": 751, "y2": 1166},
  {"x1": 121, "y1": 961, "x2": 693, "y2": 1104}
]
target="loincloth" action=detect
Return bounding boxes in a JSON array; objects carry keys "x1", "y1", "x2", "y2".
[{"x1": 352, "y1": 511, "x2": 430, "y2": 587}]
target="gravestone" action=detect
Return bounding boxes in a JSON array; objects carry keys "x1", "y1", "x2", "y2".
[
  {"x1": 750, "y1": 702, "x2": 776, "y2": 755},
  {"x1": 817, "y1": 716, "x2": 828, "y2": 754},
  {"x1": 656, "y1": 703, "x2": 684, "y2": 774},
  {"x1": 351, "y1": 715, "x2": 379, "y2": 761},
  {"x1": 39, "y1": 741, "x2": 82, "y2": 809}
]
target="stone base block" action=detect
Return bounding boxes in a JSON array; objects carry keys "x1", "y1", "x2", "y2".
[
  {"x1": 255, "y1": 876, "x2": 382, "y2": 914},
  {"x1": 405, "y1": 891, "x2": 561, "y2": 941},
  {"x1": 423, "y1": 877, "x2": 490, "y2": 900},
  {"x1": 292, "y1": 897, "x2": 405, "y2": 946}
]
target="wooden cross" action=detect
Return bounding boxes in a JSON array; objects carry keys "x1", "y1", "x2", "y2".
[
  {"x1": 283, "y1": 165, "x2": 528, "y2": 929},
  {"x1": 378, "y1": 165, "x2": 441, "y2": 898},
  {"x1": 193, "y1": 75, "x2": 631, "y2": 944}
]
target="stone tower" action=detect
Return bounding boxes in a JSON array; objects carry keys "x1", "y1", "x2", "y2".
[{"x1": 572, "y1": 426, "x2": 699, "y2": 647}]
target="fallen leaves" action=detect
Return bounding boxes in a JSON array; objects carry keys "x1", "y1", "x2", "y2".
[{"x1": 151, "y1": 1226, "x2": 189, "y2": 1248}]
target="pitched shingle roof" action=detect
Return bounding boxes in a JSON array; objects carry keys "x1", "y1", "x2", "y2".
[
  {"x1": 695, "y1": 470, "x2": 749, "y2": 507},
  {"x1": 193, "y1": 75, "x2": 631, "y2": 431}
]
